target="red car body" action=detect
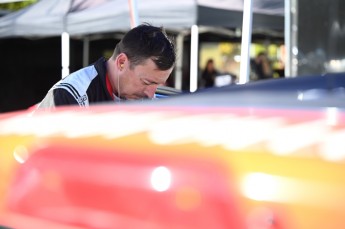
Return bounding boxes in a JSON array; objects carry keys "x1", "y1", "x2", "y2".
[{"x1": 0, "y1": 101, "x2": 344, "y2": 229}]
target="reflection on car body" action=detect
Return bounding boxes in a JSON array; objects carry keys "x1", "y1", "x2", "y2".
[{"x1": 0, "y1": 74, "x2": 345, "y2": 229}]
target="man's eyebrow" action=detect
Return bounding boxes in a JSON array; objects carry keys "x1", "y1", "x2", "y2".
[{"x1": 143, "y1": 78, "x2": 160, "y2": 84}]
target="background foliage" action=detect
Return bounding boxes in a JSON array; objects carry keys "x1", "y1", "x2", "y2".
[{"x1": 0, "y1": 0, "x2": 37, "y2": 11}]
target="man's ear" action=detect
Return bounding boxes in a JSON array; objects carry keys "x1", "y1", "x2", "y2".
[{"x1": 117, "y1": 53, "x2": 128, "y2": 70}]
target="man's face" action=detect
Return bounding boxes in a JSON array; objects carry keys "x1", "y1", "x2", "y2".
[{"x1": 118, "y1": 58, "x2": 173, "y2": 100}]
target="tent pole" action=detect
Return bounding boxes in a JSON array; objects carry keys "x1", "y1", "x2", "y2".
[
  {"x1": 284, "y1": 0, "x2": 292, "y2": 77},
  {"x1": 83, "y1": 36, "x2": 90, "y2": 67},
  {"x1": 61, "y1": 0, "x2": 73, "y2": 79},
  {"x1": 190, "y1": 25, "x2": 199, "y2": 92},
  {"x1": 61, "y1": 32, "x2": 70, "y2": 78},
  {"x1": 175, "y1": 32, "x2": 184, "y2": 90},
  {"x1": 239, "y1": 0, "x2": 253, "y2": 84},
  {"x1": 128, "y1": 0, "x2": 139, "y2": 28}
]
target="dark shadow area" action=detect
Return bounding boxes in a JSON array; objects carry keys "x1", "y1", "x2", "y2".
[{"x1": 0, "y1": 37, "x2": 83, "y2": 113}]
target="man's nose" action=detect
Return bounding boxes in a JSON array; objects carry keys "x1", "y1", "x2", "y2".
[{"x1": 145, "y1": 85, "x2": 158, "y2": 99}]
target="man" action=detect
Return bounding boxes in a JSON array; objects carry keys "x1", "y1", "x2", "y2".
[{"x1": 37, "y1": 23, "x2": 176, "y2": 109}]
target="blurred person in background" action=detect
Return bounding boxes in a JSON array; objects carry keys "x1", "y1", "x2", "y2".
[
  {"x1": 201, "y1": 58, "x2": 219, "y2": 88},
  {"x1": 37, "y1": 23, "x2": 176, "y2": 109},
  {"x1": 251, "y1": 52, "x2": 273, "y2": 80}
]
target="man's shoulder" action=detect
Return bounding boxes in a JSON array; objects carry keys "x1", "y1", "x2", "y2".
[{"x1": 63, "y1": 65, "x2": 99, "y2": 85}]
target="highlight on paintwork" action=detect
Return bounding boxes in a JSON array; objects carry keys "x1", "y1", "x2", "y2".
[{"x1": 150, "y1": 166, "x2": 172, "y2": 192}]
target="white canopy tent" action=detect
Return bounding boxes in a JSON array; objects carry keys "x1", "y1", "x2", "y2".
[
  {"x1": 0, "y1": 0, "x2": 284, "y2": 37},
  {"x1": 0, "y1": 0, "x2": 284, "y2": 89}
]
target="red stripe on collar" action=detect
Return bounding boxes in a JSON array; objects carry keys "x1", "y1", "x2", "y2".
[{"x1": 105, "y1": 73, "x2": 114, "y2": 100}]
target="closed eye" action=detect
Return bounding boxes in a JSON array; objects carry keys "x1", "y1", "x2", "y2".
[{"x1": 142, "y1": 79, "x2": 158, "y2": 86}]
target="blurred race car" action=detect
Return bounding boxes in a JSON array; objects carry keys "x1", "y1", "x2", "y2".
[{"x1": 0, "y1": 74, "x2": 345, "y2": 229}]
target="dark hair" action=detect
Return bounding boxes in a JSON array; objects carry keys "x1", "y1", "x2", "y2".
[
  {"x1": 114, "y1": 23, "x2": 176, "y2": 70},
  {"x1": 206, "y1": 58, "x2": 214, "y2": 66}
]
